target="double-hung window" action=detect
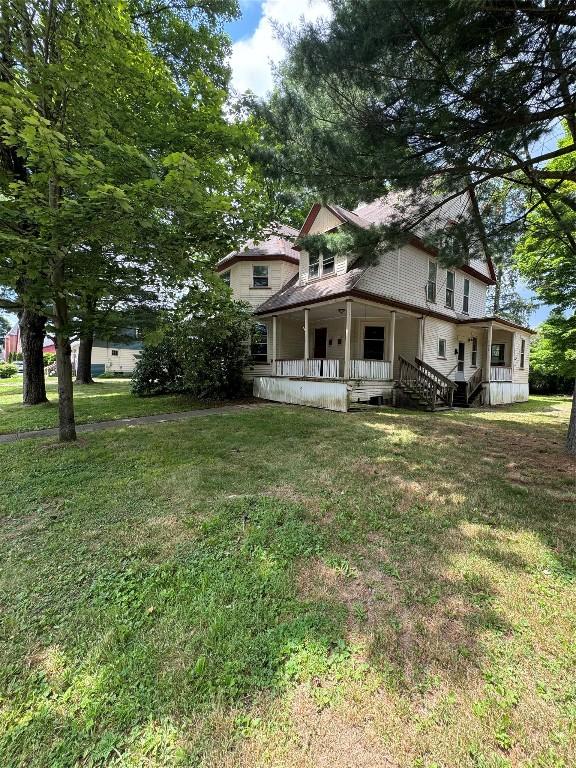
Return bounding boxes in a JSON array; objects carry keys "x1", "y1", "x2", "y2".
[
  {"x1": 427, "y1": 261, "x2": 437, "y2": 302},
  {"x1": 463, "y1": 278, "x2": 470, "y2": 313},
  {"x1": 471, "y1": 337, "x2": 478, "y2": 367},
  {"x1": 445, "y1": 270, "x2": 455, "y2": 308},
  {"x1": 363, "y1": 326, "x2": 385, "y2": 360},
  {"x1": 252, "y1": 266, "x2": 268, "y2": 287},
  {"x1": 251, "y1": 322, "x2": 268, "y2": 362},
  {"x1": 221, "y1": 270, "x2": 231, "y2": 286},
  {"x1": 491, "y1": 343, "x2": 505, "y2": 366},
  {"x1": 438, "y1": 338, "x2": 447, "y2": 358},
  {"x1": 308, "y1": 253, "x2": 320, "y2": 279},
  {"x1": 308, "y1": 252, "x2": 333, "y2": 278},
  {"x1": 520, "y1": 338, "x2": 526, "y2": 368}
]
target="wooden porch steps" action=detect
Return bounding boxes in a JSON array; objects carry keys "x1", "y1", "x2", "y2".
[{"x1": 397, "y1": 357, "x2": 456, "y2": 411}]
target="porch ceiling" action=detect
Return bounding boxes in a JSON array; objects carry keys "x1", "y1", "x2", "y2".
[{"x1": 269, "y1": 298, "x2": 414, "y2": 323}]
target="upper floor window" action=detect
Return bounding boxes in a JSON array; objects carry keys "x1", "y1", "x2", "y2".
[
  {"x1": 426, "y1": 261, "x2": 437, "y2": 303},
  {"x1": 463, "y1": 278, "x2": 470, "y2": 314},
  {"x1": 111, "y1": 349, "x2": 119, "y2": 357},
  {"x1": 491, "y1": 343, "x2": 505, "y2": 366},
  {"x1": 445, "y1": 270, "x2": 455, "y2": 308},
  {"x1": 252, "y1": 265, "x2": 268, "y2": 288},
  {"x1": 520, "y1": 338, "x2": 526, "y2": 368},
  {"x1": 251, "y1": 322, "x2": 268, "y2": 362},
  {"x1": 308, "y1": 252, "x2": 334, "y2": 279},
  {"x1": 221, "y1": 270, "x2": 231, "y2": 286}
]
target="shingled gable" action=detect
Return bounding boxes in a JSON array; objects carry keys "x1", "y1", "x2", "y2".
[
  {"x1": 216, "y1": 224, "x2": 300, "y2": 272},
  {"x1": 297, "y1": 193, "x2": 497, "y2": 285}
]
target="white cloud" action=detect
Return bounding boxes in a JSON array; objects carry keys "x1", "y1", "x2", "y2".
[{"x1": 229, "y1": 0, "x2": 331, "y2": 97}]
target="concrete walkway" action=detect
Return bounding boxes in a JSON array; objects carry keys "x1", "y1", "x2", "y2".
[{"x1": 0, "y1": 403, "x2": 273, "y2": 444}]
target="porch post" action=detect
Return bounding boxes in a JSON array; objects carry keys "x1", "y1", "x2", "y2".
[
  {"x1": 272, "y1": 315, "x2": 277, "y2": 375},
  {"x1": 417, "y1": 316, "x2": 424, "y2": 359},
  {"x1": 344, "y1": 299, "x2": 352, "y2": 378},
  {"x1": 484, "y1": 323, "x2": 493, "y2": 405},
  {"x1": 389, "y1": 311, "x2": 396, "y2": 377},
  {"x1": 304, "y1": 308, "x2": 309, "y2": 376}
]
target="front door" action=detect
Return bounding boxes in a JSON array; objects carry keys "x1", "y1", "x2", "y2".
[
  {"x1": 457, "y1": 342, "x2": 466, "y2": 376},
  {"x1": 313, "y1": 327, "x2": 327, "y2": 358}
]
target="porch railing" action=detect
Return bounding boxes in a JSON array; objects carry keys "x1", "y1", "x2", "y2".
[
  {"x1": 349, "y1": 359, "x2": 392, "y2": 380},
  {"x1": 466, "y1": 367, "x2": 483, "y2": 402},
  {"x1": 490, "y1": 366, "x2": 512, "y2": 381},
  {"x1": 274, "y1": 359, "x2": 340, "y2": 378}
]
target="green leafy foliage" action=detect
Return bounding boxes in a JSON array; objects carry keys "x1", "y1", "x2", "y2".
[
  {"x1": 132, "y1": 285, "x2": 254, "y2": 399},
  {"x1": 529, "y1": 312, "x2": 576, "y2": 394},
  {"x1": 0, "y1": 363, "x2": 17, "y2": 379}
]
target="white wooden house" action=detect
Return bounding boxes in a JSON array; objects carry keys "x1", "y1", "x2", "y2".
[{"x1": 216, "y1": 200, "x2": 535, "y2": 412}]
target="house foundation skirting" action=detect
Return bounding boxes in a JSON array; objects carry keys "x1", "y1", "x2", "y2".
[
  {"x1": 488, "y1": 382, "x2": 528, "y2": 405},
  {"x1": 253, "y1": 376, "x2": 394, "y2": 412}
]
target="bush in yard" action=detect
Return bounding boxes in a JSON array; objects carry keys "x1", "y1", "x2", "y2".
[
  {"x1": 132, "y1": 285, "x2": 253, "y2": 399},
  {"x1": 43, "y1": 352, "x2": 56, "y2": 367},
  {"x1": 0, "y1": 363, "x2": 18, "y2": 378}
]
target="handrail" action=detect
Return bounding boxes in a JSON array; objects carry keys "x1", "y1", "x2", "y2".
[
  {"x1": 415, "y1": 357, "x2": 456, "y2": 389},
  {"x1": 465, "y1": 367, "x2": 483, "y2": 402},
  {"x1": 398, "y1": 356, "x2": 454, "y2": 410}
]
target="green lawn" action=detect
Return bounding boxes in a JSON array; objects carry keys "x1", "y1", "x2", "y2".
[
  {"x1": 0, "y1": 378, "x2": 232, "y2": 434},
  {"x1": 0, "y1": 397, "x2": 574, "y2": 767}
]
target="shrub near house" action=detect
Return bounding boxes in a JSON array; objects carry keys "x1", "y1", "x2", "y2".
[{"x1": 132, "y1": 288, "x2": 254, "y2": 400}]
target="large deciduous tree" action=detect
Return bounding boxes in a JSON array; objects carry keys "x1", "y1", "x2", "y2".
[{"x1": 0, "y1": 0, "x2": 267, "y2": 441}]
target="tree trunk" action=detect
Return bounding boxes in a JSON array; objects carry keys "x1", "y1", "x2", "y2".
[
  {"x1": 55, "y1": 330, "x2": 76, "y2": 442},
  {"x1": 20, "y1": 310, "x2": 48, "y2": 405},
  {"x1": 567, "y1": 381, "x2": 576, "y2": 457},
  {"x1": 75, "y1": 334, "x2": 94, "y2": 384}
]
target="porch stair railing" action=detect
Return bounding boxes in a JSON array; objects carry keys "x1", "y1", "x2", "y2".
[
  {"x1": 397, "y1": 356, "x2": 456, "y2": 410},
  {"x1": 453, "y1": 367, "x2": 483, "y2": 408}
]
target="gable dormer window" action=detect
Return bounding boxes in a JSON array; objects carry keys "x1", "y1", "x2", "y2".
[
  {"x1": 308, "y1": 252, "x2": 334, "y2": 279},
  {"x1": 308, "y1": 253, "x2": 320, "y2": 279}
]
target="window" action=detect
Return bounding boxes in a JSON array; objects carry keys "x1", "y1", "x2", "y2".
[
  {"x1": 221, "y1": 270, "x2": 231, "y2": 286},
  {"x1": 445, "y1": 270, "x2": 455, "y2": 308},
  {"x1": 426, "y1": 261, "x2": 437, "y2": 302},
  {"x1": 308, "y1": 252, "x2": 333, "y2": 278},
  {"x1": 252, "y1": 265, "x2": 268, "y2": 287},
  {"x1": 438, "y1": 338, "x2": 447, "y2": 358},
  {"x1": 520, "y1": 338, "x2": 526, "y2": 368},
  {"x1": 322, "y1": 252, "x2": 335, "y2": 274},
  {"x1": 491, "y1": 343, "x2": 505, "y2": 366},
  {"x1": 308, "y1": 253, "x2": 320, "y2": 279},
  {"x1": 251, "y1": 322, "x2": 268, "y2": 362},
  {"x1": 471, "y1": 336, "x2": 478, "y2": 367},
  {"x1": 463, "y1": 279, "x2": 470, "y2": 314},
  {"x1": 363, "y1": 326, "x2": 385, "y2": 360},
  {"x1": 111, "y1": 349, "x2": 119, "y2": 357}
]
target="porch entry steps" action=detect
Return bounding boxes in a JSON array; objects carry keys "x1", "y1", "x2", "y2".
[
  {"x1": 453, "y1": 367, "x2": 484, "y2": 408},
  {"x1": 397, "y1": 356, "x2": 456, "y2": 411}
]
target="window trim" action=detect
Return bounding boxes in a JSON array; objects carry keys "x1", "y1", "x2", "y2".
[
  {"x1": 252, "y1": 265, "x2": 269, "y2": 288},
  {"x1": 111, "y1": 349, "x2": 119, "y2": 357},
  {"x1": 308, "y1": 251, "x2": 334, "y2": 280},
  {"x1": 463, "y1": 278, "x2": 470, "y2": 314},
  {"x1": 445, "y1": 270, "x2": 455, "y2": 309},
  {"x1": 438, "y1": 338, "x2": 447, "y2": 359}
]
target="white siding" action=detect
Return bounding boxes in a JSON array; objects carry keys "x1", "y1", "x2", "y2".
[
  {"x1": 227, "y1": 260, "x2": 298, "y2": 309},
  {"x1": 93, "y1": 345, "x2": 140, "y2": 373},
  {"x1": 511, "y1": 332, "x2": 531, "y2": 384},
  {"x1": 306, "y1": 207, "x2": 342, "y2": 235},
  {"x1": 356, "y1": 244, "x2": 487, "y2": 320}
]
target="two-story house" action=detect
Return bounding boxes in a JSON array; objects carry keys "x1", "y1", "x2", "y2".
[{"x1": 216, "y1": 199, "x2": 535, "y2": 412}]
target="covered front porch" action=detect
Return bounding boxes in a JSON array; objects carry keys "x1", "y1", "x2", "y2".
[{"x1": 251, "y1": 297, "x2": 424, "y2": 409}]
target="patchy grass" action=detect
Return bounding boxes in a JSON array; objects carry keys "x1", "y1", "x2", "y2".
[
  {"x1": 0, "y1": 378, "x2": 241, "y2": 434},
  {"x1": 0, "y1": 396, "x2": 574, "y2": 767}
]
